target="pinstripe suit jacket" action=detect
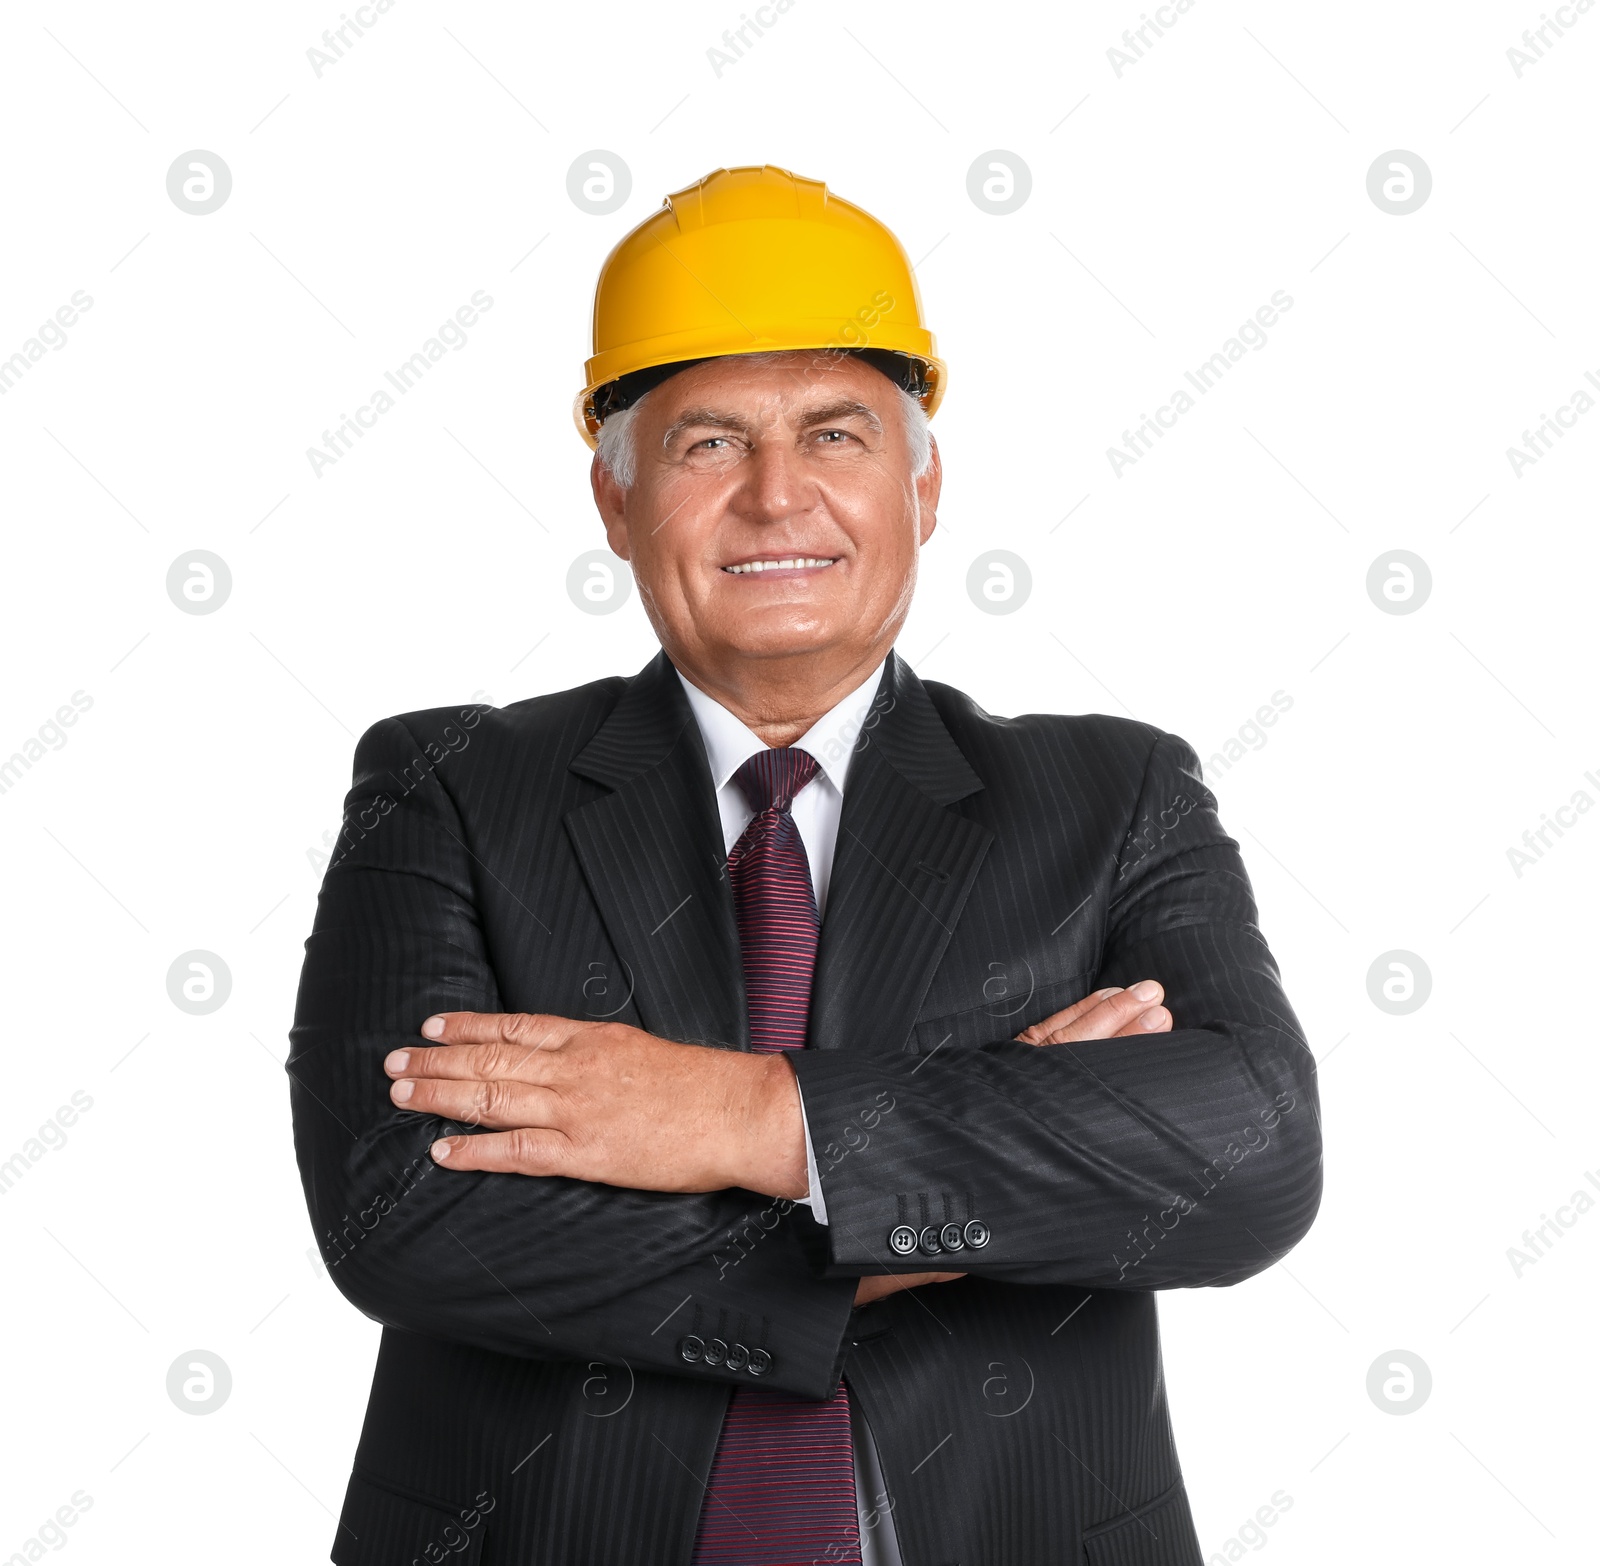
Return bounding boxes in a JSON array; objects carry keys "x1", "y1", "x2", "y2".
[{"x1": 288, "y1": 649, "x2": 1321, "y2": 1566}]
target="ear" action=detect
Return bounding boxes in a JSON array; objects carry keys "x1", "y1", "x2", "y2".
[
  {"x1": 590, "y1": 453, "x2": 633, "y2": 561},
  {"x1": 915, "y1": 436, "x2": 942, "y2": 545}
]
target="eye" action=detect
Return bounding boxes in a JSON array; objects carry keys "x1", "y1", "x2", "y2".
[{"x1": 815, "y1": 429, "x2": 851, "y2": 445}]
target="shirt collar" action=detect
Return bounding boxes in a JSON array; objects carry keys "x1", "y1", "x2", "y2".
[{"x1": 676, "y1": 659, "x2": 887, "y2": 798}]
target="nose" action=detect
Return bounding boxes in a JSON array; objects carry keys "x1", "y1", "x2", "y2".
[{"x1": 732, "y1": 435, "x2": 815, "y2": 527}]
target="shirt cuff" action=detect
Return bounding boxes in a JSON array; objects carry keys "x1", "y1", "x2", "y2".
[{"x1": 795, "y1": 1084, "x2": 830, "y2": 1226}]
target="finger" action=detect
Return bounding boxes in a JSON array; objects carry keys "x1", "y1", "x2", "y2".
[
  {"x1": 417, "y1": 1011, "x2": 583, "y2": 1050},
  {"x1": 1039, "y1": 982, "x2": 1163, "y2": 1043},
  {"x1": 384, "y1": 1042, "x2": 551, "y2": 1086},
  {"x1": 1024, "y1": 985, "x2": 1147, "y2": 1044},
  {"x1": 391, "y1": 1072, "x2": 557, "y2": 1129},
  {"x1": 386, "y1": 1020, "x2": 581, "y2": 1083},
  {"x1": 1034, "y1": 981, "x2": 1166, "y2": 1045},
  {"x1": 430, "y1": 1126, "x2": 571, "y2": 1176},
  {"x1": 1016, "y1": 988, "x2": 1123, "y2": 1043},
  {"x1": 1112, "y1": 1005, "x2": 1171, "y2": 1037}
]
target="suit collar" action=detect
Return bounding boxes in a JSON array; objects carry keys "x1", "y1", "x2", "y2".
[
  {"x1": 564, "y1": 653, "x2": 745, "y2": 1047},
  {"x1": 808, "y1": 653, "x2": 992, "y2": 1053},
  {"x1": 564, "y1": 647, "x2": 991, "y2": 1055},
  {"x1": 569, "y1": 649, "x2": 697, "y2": 790},
  {"x1": 864, "y1": 650, "x2": 985, "y2": 807}
]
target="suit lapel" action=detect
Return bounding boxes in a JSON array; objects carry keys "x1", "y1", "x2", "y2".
[
  {"x1": 809, "y1": 654, "x2": 992, "y2": 1054},
  {"x1": 565, "y1": 653, "x2": 748, "y2": 1050}
]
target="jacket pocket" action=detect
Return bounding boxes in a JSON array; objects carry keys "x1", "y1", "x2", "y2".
[
  {"x1": 331, "y1": 1469, "x2": 492, "y2": 1566},
  {"x1": 1080, "y1": 1480, "x2": 1201, "y2": 1565}
]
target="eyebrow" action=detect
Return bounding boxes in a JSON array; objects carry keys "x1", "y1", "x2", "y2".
[{"x1": 660, "y1": 398, "x2": 884, "y2": 450}]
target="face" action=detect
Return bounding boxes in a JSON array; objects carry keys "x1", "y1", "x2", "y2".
[{"x1": 591, "y1": 351, "x2": 941, "y2": 696}]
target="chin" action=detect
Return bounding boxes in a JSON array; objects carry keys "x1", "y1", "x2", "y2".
[{"x1": 719, "y1": 617, "x2": 846, "y2": 662}]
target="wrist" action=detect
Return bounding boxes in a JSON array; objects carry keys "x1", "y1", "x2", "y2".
[{"x1": 730, "y1": 1053, "x2": 808, "y2": 1199}]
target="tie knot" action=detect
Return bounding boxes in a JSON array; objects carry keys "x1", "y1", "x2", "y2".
[{"x1": 733, "y1": 748, "x2": 819, "y2": 816}]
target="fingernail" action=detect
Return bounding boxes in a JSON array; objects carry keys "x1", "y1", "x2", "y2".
[
  {"x1": 1098, "y1": 987, "x2": 1124, "y2": 998},
  {"x1": 431, "y1": 1139, "x2": 452, "y2": 1161},
  {"x1": 391, "y1": 1080, "x2": 414, "y2": 1103},
  {"x1": 384, "y1": 1050, "x2": 409, "y2": 1074},
  {"x1": 1131, "y1": 980, "x2": 1160, "y2": 1003},
  {"x1": 1140, "y1": 1007, "x2": 1167, "y2": 1029},
  {"x1": 421, "y1": 1016, "x2": 445, "y2": 1039}
]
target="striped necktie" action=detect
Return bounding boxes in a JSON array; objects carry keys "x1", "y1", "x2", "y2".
[{"x1": 690, "y1": 747, "x2": 861, "y2": 1566}]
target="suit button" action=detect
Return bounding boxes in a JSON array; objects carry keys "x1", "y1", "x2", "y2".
[
  {"x1": 888, "y1": 1225, "x2": 919, "y2": 1256},
  {"x1": 964, "y1": 1219, "x2": 991, "y2": 1249},
  {"x1": 747, "y1": 1348, "x2": 772, "y2": 1376},
  {"x1": 726, "y1": 1342, "x2": 750, "y2": 1372},
  {"x1": 918, "y1": 1225, "x2": 943, "y2": 1256},
  {"x1": 704, "y1": 1338, "x2": 728, "y2": 1367},
  {"x1": 939, "y1": 1222, "x2": 966, "y2": 1251},
  {"x1": 679, "y1": 1335, "x2": 704, "y2": 1364}
]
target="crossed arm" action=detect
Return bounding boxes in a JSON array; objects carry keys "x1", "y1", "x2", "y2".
[
  {"x1": 289, "y1": 716, "x2": 1320, "y2": 1398},
  {"x1": 382, "y1": 981, "x2": 1176, "y2": 1306}
]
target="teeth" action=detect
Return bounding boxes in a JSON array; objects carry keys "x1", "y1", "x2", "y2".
[{"x1": 725, "y1": 558, "x2": 836, "y2": 573}]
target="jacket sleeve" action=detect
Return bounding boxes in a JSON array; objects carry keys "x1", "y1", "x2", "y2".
[
  {"x1": 788, "y1": 729, "x2": 1323, "y2": 1289},
  {"x1": 288, "y1": 715, "x2": 856, "y2": 1400}
]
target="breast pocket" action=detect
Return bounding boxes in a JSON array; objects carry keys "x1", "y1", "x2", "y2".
[
  {"x1": 908, "y1": 969, "x2": 1097, "y2": 1053},
  {"x1": 332, "y1": 1470, "x2": 492, "y2": 1566}
]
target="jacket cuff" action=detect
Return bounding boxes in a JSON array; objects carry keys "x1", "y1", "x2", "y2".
[
  {"x1": 568, "y1": 1207, "x2": 857, "y2": 1401},
  {"x1": 787, "y1": 1050, "x2": 1000, "y2": 1275}
]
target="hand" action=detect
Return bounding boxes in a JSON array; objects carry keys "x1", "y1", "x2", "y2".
[
  {"x1": 1015, "y1": 979, "x2": 1170, "y2": 1045},
  {"x1": 384, "y1": 1012, "x2": 808, "y2": 1199},
  {"x1": 853, "y1": 1270, "x2": 964, "y2": 1307}
]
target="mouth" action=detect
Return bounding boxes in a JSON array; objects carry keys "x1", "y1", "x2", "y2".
[{"x1": 721, "y1": 556, "x2": 841, "y2": 577}]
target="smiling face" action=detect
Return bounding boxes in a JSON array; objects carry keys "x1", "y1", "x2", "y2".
[{"x1": 590, "y1": 350, "x2": 941, "y2": 732}]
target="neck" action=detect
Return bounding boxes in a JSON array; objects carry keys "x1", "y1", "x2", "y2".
[{"x1": 673, "y1": 645, "x2": 889, "y2": 747}]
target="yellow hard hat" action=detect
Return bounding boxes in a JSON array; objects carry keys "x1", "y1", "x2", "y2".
[{"x1": 574, "y1": 164, "x2": 945, "y2": 448}]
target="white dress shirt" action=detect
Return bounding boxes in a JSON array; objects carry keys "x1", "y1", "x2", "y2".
[{"x1": 677, "y1": 661, "x2": 904, "y2": 1565}]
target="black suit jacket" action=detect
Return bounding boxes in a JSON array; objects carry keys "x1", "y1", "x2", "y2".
[{"x1": 289, "y1": 650, "x2": 1321, "y2": 1566}]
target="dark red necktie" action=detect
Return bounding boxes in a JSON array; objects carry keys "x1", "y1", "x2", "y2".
[{"x1": 691, "y1": 748, "x2": 861, "y2": 1566}]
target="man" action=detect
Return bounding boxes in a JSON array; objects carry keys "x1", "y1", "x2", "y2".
[{"x1": 289, "y1": 165, "x2": 1321, "y2": 1566}]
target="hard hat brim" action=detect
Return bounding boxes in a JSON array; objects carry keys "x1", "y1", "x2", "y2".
[{"x1": 574, "y1": 343, "x2": 945, "y2": 450}]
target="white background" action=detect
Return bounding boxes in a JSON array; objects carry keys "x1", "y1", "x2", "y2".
[{"x1": 2, "y1": 1, "x2": 1596, "y2": 1561}]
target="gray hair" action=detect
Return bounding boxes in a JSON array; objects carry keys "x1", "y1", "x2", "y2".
[{"x1": 596, "y1": 357, "x2": 932, "y2": 488}]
